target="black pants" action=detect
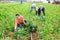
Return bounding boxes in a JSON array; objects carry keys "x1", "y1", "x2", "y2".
[
  {"x1": 42, "y1": 8, "x2": 45, "y2": 16},
  {"x1": 37, "y1": 8, "x2": 45, "y2": 16},
  {"x1": 17, "y1": 23, "x2": 23, "y2": 27}
]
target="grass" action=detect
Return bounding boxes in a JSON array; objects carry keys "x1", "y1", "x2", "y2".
[{"x1": 0, "y1": 2, "x2": 60, "y2": 40}]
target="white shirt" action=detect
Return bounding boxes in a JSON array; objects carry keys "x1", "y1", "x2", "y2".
[{"x1": 31, "y1": 3, "x2": 36, "y2": 7}]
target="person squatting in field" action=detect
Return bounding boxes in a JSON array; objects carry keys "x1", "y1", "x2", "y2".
[
  {"x1": 14, "y1": 14, "x2": 28, "y2": 32},
  {"x1": 30, "y1": 3, "x2": 36, "y2": 12},
  {"x1": 36, "y1": 5, "x2": 45, "y2": 16}
]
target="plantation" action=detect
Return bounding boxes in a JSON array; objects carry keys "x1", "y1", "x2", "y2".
[{"x1": 0, "y1": 2, "x2": 60, "y2": 40}]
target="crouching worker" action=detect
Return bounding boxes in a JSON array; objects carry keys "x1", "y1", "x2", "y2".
[
  {"x1": 36, "y1": 5, "x2": 45, "y2": 16},
  {"x1": 14, "y1": 14, "x2": 28, "y2": 32},
  {"x1": 30, "y1": 3, "x2": 36, "y2": 12}
]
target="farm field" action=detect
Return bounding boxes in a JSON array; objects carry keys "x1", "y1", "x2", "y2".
[{"x1": 0, "y1": 2, "x2": 60, "y2": 40}]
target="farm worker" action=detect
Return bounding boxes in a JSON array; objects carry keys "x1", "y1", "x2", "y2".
[
  {"x1": 36, "y1": 5, "x2": 45, "y2": 16},
  {"x1": 30, "y1": 3, "x2": 36, "y2": 12},
  {"x1": 14, "y1": 14, "x2": 28, "y2": 32}
]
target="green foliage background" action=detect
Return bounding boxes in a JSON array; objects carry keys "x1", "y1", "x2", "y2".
[{"x1": 0, "y1": 2, "x2": 60, "y2": 40}]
